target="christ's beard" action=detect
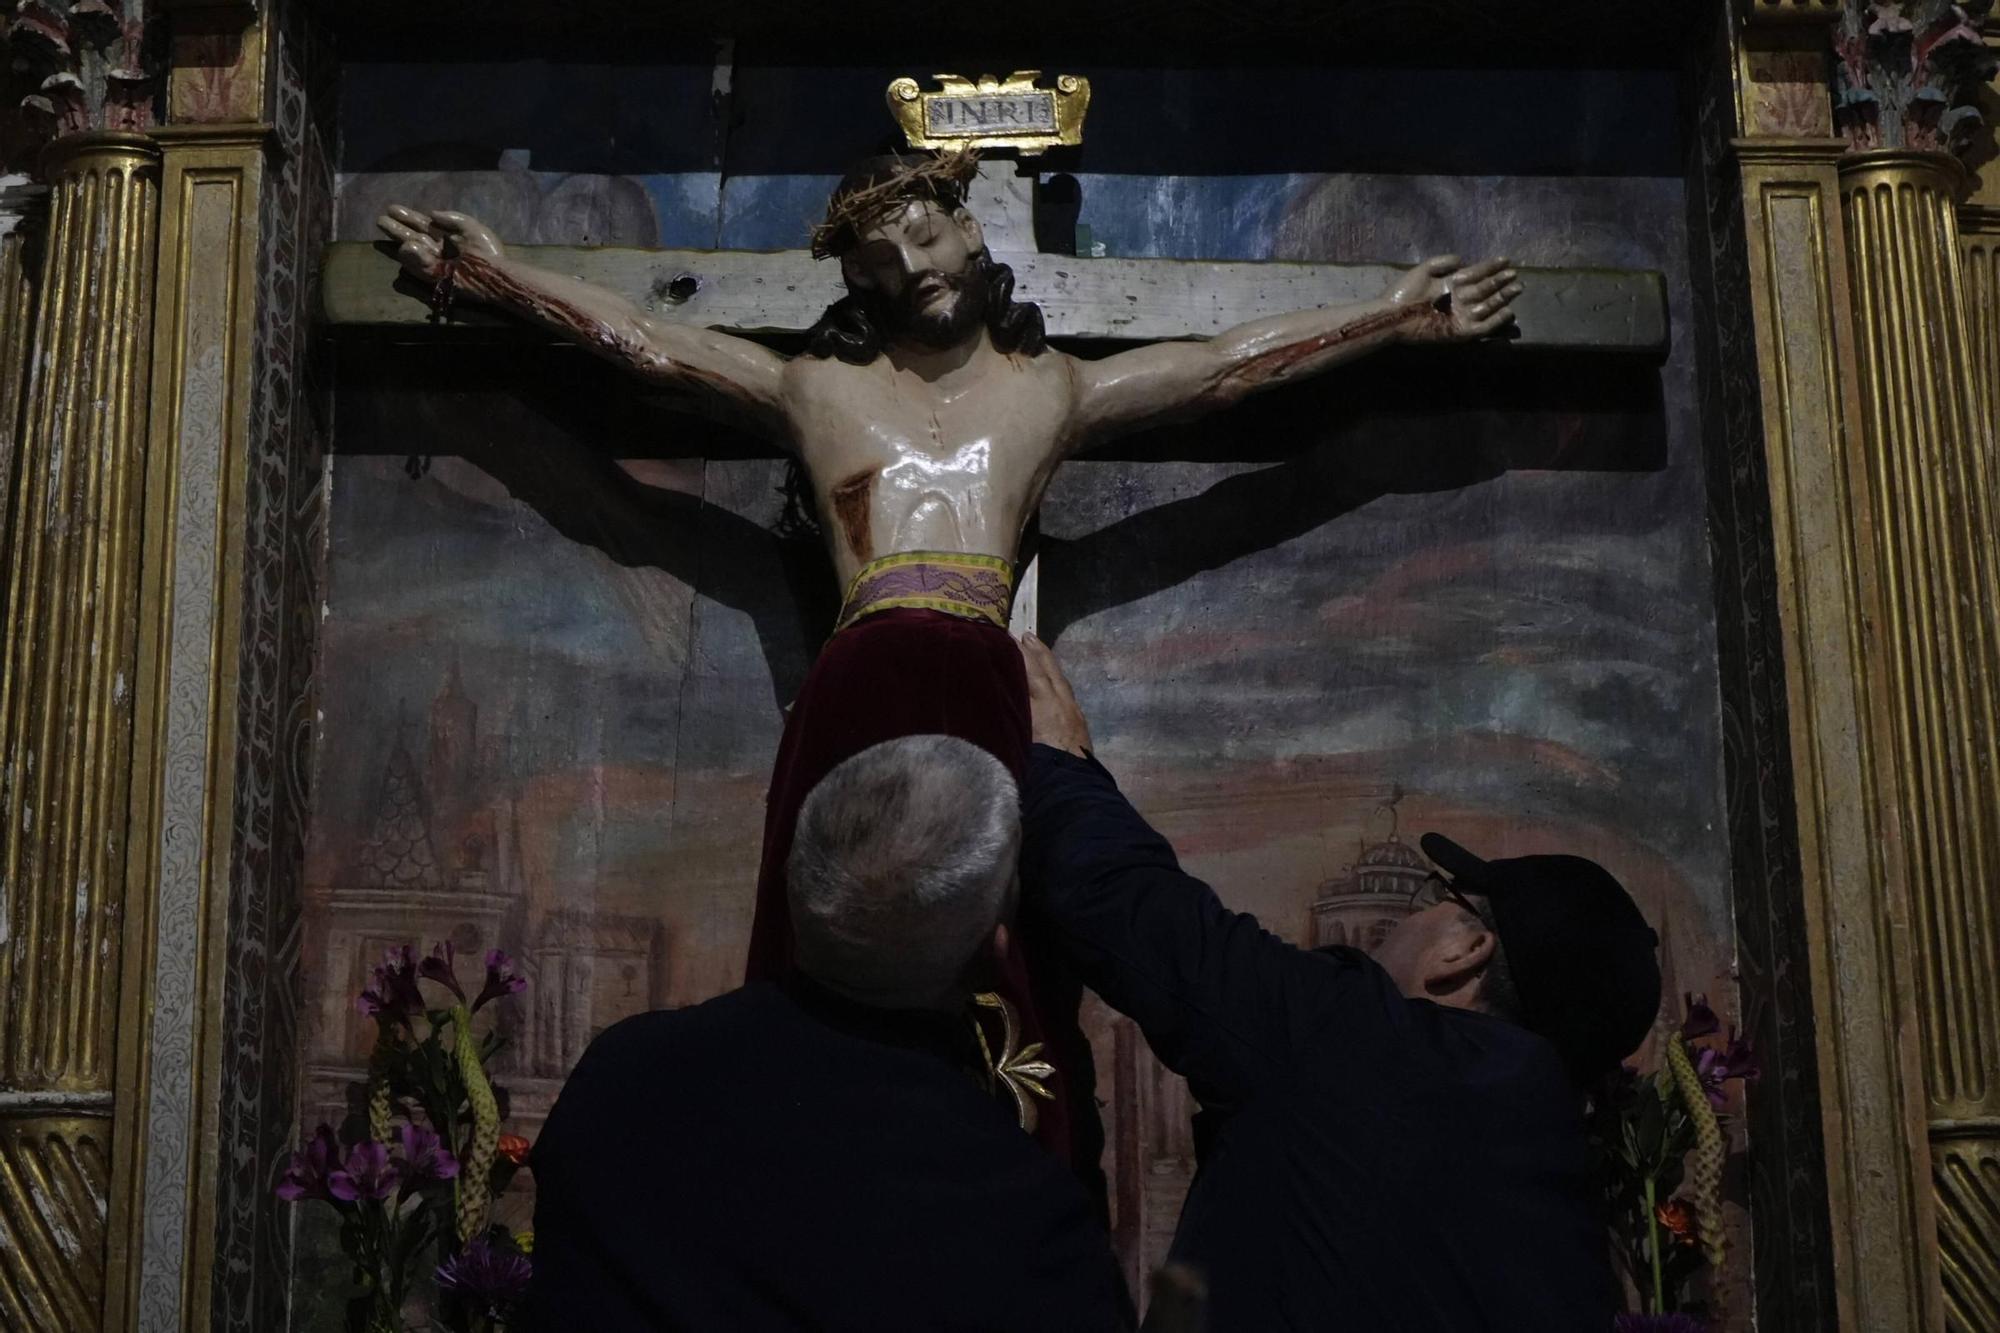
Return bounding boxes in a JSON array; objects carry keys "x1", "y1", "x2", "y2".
[{"x1": 884, "y1": 268, "x2": 989, "y2": 349}]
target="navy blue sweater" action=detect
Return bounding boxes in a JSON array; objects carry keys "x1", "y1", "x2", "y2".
[
  {"x1": 1022, "y1": 745, "x2": 1614, "y2": 1332},
  {"x1": 527, "y1": 975, "x2": 1130, "y2": 1332}
]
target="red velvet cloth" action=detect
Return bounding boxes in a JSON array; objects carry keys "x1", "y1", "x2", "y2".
[{"x1": 745, "y1": 608, "x2": 1079, "y2": 1164}]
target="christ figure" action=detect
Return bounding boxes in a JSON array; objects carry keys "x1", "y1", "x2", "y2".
[{"x1": 377, "y1": 151, "x2": 1522, "y2": 1164}]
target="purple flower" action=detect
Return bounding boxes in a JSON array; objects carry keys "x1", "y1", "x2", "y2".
[
  {"x1": 327, "y1": 1140, "x2": 402, "y2": 1202},
  {"x1": 1695, "y1": 1030, "x2": 1761, "y2": 1108},
  {"x1": 397, "y1": 1120, "x2": 460, "y2": 1184},
  {"x1": 419, "y1": 941, "x2": 466, "y2": 1002},
  {"x1": 1614, "y1": 1316, "x2": 1707, "y2": 1333},
  {"x1": 436, "y1": 1237, "x2": 532, "y2": 1315},
  {"x1": 1680, "y1": 992, "x2": 1720, "y2": 1041},
  {"x1": 356, "y1": 945, "x2": 425, "y2": 1024},
  {"x1": 472, "y1": 948, "x2": 528, "y2": 1013},
  {"x1": 275, "y1": 1124, "x2": 341, "y2": 1202}
]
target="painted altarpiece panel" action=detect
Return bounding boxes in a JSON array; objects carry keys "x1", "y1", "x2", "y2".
[{"x1": 299, "y1": 55, "x2": 1743, "y2": 1316}]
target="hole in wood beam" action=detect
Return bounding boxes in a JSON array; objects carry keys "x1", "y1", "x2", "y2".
[{"x1": 659, "y1": 272, "x2": 702, "y2": 304}]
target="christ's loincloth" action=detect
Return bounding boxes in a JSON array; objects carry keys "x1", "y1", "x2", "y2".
[{"x1": 746, "y1": 552, "x2": 1093, "y2": 1173}]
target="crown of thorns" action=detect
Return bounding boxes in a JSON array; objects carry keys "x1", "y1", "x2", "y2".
[{"x1": 810, "y1": 149, "x2": 981, "y2": 261}]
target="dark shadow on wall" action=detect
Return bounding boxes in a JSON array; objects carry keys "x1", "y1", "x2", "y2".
[
  {"x1": 334, "y1": 338, "x2": 1666, "y2": 707},
  {"x1": 336, "y1": 58, "x2": 1682, "y2": 181}
]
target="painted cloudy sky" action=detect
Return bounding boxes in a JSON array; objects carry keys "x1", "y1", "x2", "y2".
[{"x1": 313, "y1": 58, "x2": 1728, "y2": 1006}]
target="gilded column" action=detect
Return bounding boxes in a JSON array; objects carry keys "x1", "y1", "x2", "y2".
[
  {"x1": 0, "y1": 130, "x2": 160, "y2": 1333},
  {"x1": 1840, "y1": 148, "x2": 2000, "y2": 1333},
  {"x1": 1735, "y1": 139, "x2": 1940, "y2": 1324},
  {"x1": 1966, "y1": 23, "x2": 2000, "y2": 424},
  {"x1": 1966, "y1": 208, "x2": 1997, "y2": 421},
  {"x1": 104, "y1": 118, "x2": 268, "y2": 1333},
  {"x1": 1823, "y1": 7, "x2": 2000, "y2": 1325},
  {"x1": 1693, "y1": 4, "x2": 1938, "y2": 1328},
  {"x1": 0, "y1": 179, "x2": 40, "y2": 601},
  {"x1": 103, "y1": 2, "x2": 337, "y2": 1330},
  {"x1": 1964, "y1": 207, "x2": 1998, "y2": 421}
]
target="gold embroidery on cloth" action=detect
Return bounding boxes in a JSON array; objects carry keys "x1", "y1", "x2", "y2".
[
  {"x1": 970, "y1": 990, "x2": 1056, "y2": 1133},
  {"x1": 835, "y1": 550, "x2": 1015, "y2": 632}
]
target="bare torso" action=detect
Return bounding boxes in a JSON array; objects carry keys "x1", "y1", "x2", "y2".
[
  {"x1": 373, "y1": 205, "x2": 1522, "y2": 599},
  {"x1": 782, "y1": 334, "x2": 1077, "y2": 587}
]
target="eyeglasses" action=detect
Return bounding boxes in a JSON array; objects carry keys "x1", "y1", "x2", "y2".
[{"x1": 1409, "y1": 870, "x2": 1482, "y2": 917}]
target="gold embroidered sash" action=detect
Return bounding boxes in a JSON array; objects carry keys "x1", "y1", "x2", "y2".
[{"x1": 834, "y1": 550, "x2": 1015, "y2": 632}]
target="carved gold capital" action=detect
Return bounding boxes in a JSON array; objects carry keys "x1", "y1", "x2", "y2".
[
  {"x1": 1843, "y1": 148, "x2": 1972, "y2": 200},
  {"x1": 39, "y1": 128, "x2": 160, "y2": 180}
]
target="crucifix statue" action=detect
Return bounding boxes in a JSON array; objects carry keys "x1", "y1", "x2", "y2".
[{"x1": 375, "y1": 148, "x2": 1522, "y2": 1163}]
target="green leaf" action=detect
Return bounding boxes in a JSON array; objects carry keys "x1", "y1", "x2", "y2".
[{"x1": 1635, "y1": 1087, "x2": 1667, "y2": 1164}]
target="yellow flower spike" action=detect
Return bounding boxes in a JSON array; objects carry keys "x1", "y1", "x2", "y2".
[
  {"x1": 514, "y1": 1230, "x2": 535, "y2": 1255},
  {"x1": 365, "y1": 1043, "x2": 395, "y2": 1145},
  {"x1": 1666, "y1": 1036, "x2": 1727, "y2": 1266},
  {"x1": 366, "y1": 1074, "x2": 393, "y2": 1147},
  {"x1": 452, "y1": 1004, "x2": 501, "y2": 1243}
]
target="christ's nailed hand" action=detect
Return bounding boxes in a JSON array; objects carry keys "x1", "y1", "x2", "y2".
[
  {"x1": 1384, "y1": 255, "x2": 1523, "y2": 342},
  {"x1": 376, "y1": 205, "x2": 505, "y2": 281},
  {"x1": 1021, "y1": 634, "x2": 1094, "y2": 760}
]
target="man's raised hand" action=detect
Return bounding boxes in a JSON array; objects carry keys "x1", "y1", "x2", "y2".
[
  {"x1": 1020, "y1": 634, "x2": 1094, "y2": 760},
  {"x1": 375, "y1": 205, "x2": 505, "y2": 282},
  {"x1": 1385, "y1": 254, "x2": 1523, "y2": 342}
]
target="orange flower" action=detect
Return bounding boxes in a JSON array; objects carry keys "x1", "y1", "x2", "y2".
[
  {"x1": 497, "y1": 1133, "x2": 531, "y2": 1165},
  {"x1": 1655, "y1": 1198, "x2": 1699, "y2": 1246}
]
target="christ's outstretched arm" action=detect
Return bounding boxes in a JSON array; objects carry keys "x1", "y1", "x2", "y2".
[
  {"x1": 1063, "y1": 255, "x2": 1520, "y2": 450},
  {"x1": 377, "y1": 206, "x2": 791, "y2": 438}
]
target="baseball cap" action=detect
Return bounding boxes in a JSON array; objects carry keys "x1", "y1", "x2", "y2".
[{"x1": 1418, "y1": 832, "x2": 1662, "y2": 1082}]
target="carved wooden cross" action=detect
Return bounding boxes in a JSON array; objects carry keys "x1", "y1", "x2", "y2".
[{"x1": 322, "y1": 160, "x2": 1668, "y2": 632}]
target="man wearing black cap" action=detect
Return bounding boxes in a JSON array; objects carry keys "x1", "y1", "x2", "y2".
[{"x1": 1017, "y1": 637, "x2": 1661, "y2": 1331}]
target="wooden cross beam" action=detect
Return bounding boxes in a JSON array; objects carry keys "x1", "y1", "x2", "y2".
[
  {"x1": 321, "y1": 164, "x2": 1669, "y2": 633},
  {"x1": 323, "y1": 242, "x2": 1667, "y2": 356}
]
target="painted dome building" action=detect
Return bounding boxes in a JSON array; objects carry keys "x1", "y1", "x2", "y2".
[{"x1": 1308, "y1": 806, "x2": 1428, "y2": 952}]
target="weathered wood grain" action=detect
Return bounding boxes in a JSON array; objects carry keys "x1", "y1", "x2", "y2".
[{"x1": 323, "y1": 242, "x2": 1669, "y2": 356}]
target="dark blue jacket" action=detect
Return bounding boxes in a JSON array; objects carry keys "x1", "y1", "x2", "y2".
[
  {"x1": 528, "y1": 974, "x2": 1131, "y2": 1332},
  {"x1": 1022, "y1": 745, "x2": 1614, "y2": 1333}
]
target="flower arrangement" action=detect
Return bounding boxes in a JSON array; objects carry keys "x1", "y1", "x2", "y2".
[
  {"x1": 1587, "y1": 994, "x2": 1760, "y2": 1330},
  {"x1": 279, "y1": 943, "x2": 533, "y2": 1332}
]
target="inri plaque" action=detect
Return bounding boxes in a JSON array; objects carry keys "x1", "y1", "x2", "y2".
[{"x1": 887, "y1": 71, "x2": 1091, "y2": 155}]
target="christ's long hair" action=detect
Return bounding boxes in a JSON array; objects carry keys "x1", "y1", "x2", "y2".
[{"x1": 803, "y1": 251, "x2": 1048, "y2": 365}]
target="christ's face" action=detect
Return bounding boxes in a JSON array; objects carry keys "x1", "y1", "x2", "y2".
[{"x1": 842, "y1": 200, "x2": 989, "y2": 349}]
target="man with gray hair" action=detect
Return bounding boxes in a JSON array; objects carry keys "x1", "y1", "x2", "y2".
[
  {"x1": 788, "y1": 733, "x2": 1021, "y2": 1012},
  {"x1": 526, "y1": 735, "x2": 1130, "y2": 1332}
]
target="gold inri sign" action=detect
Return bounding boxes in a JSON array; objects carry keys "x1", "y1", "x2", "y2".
[{"x1": 887, "y1": 71, "x2": 1091, "y2": 155}]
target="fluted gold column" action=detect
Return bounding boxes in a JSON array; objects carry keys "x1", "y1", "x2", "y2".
[
  {"x1": 1964, "y1": 205, "x2": 1999, "y2": 427},
  {"x1": 1705, "y1": 7, "x2": 1943, "y2": 1326},
  {"x1": 0, "y1": 130, "x2": 158, "y2": 1333},
  {"x1": 0, "y1": 222, "x2": 35, "y2": 599},
  {"x1": 104, "y1": 120, "x2": 275, "y2": 1333},
  {"x1": 1734, "y1": 136, "x2": 1940, "y2": 1332},
  {"x1": 1841, "y1": 149, "x2": 2000, "y2": 1333}
]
